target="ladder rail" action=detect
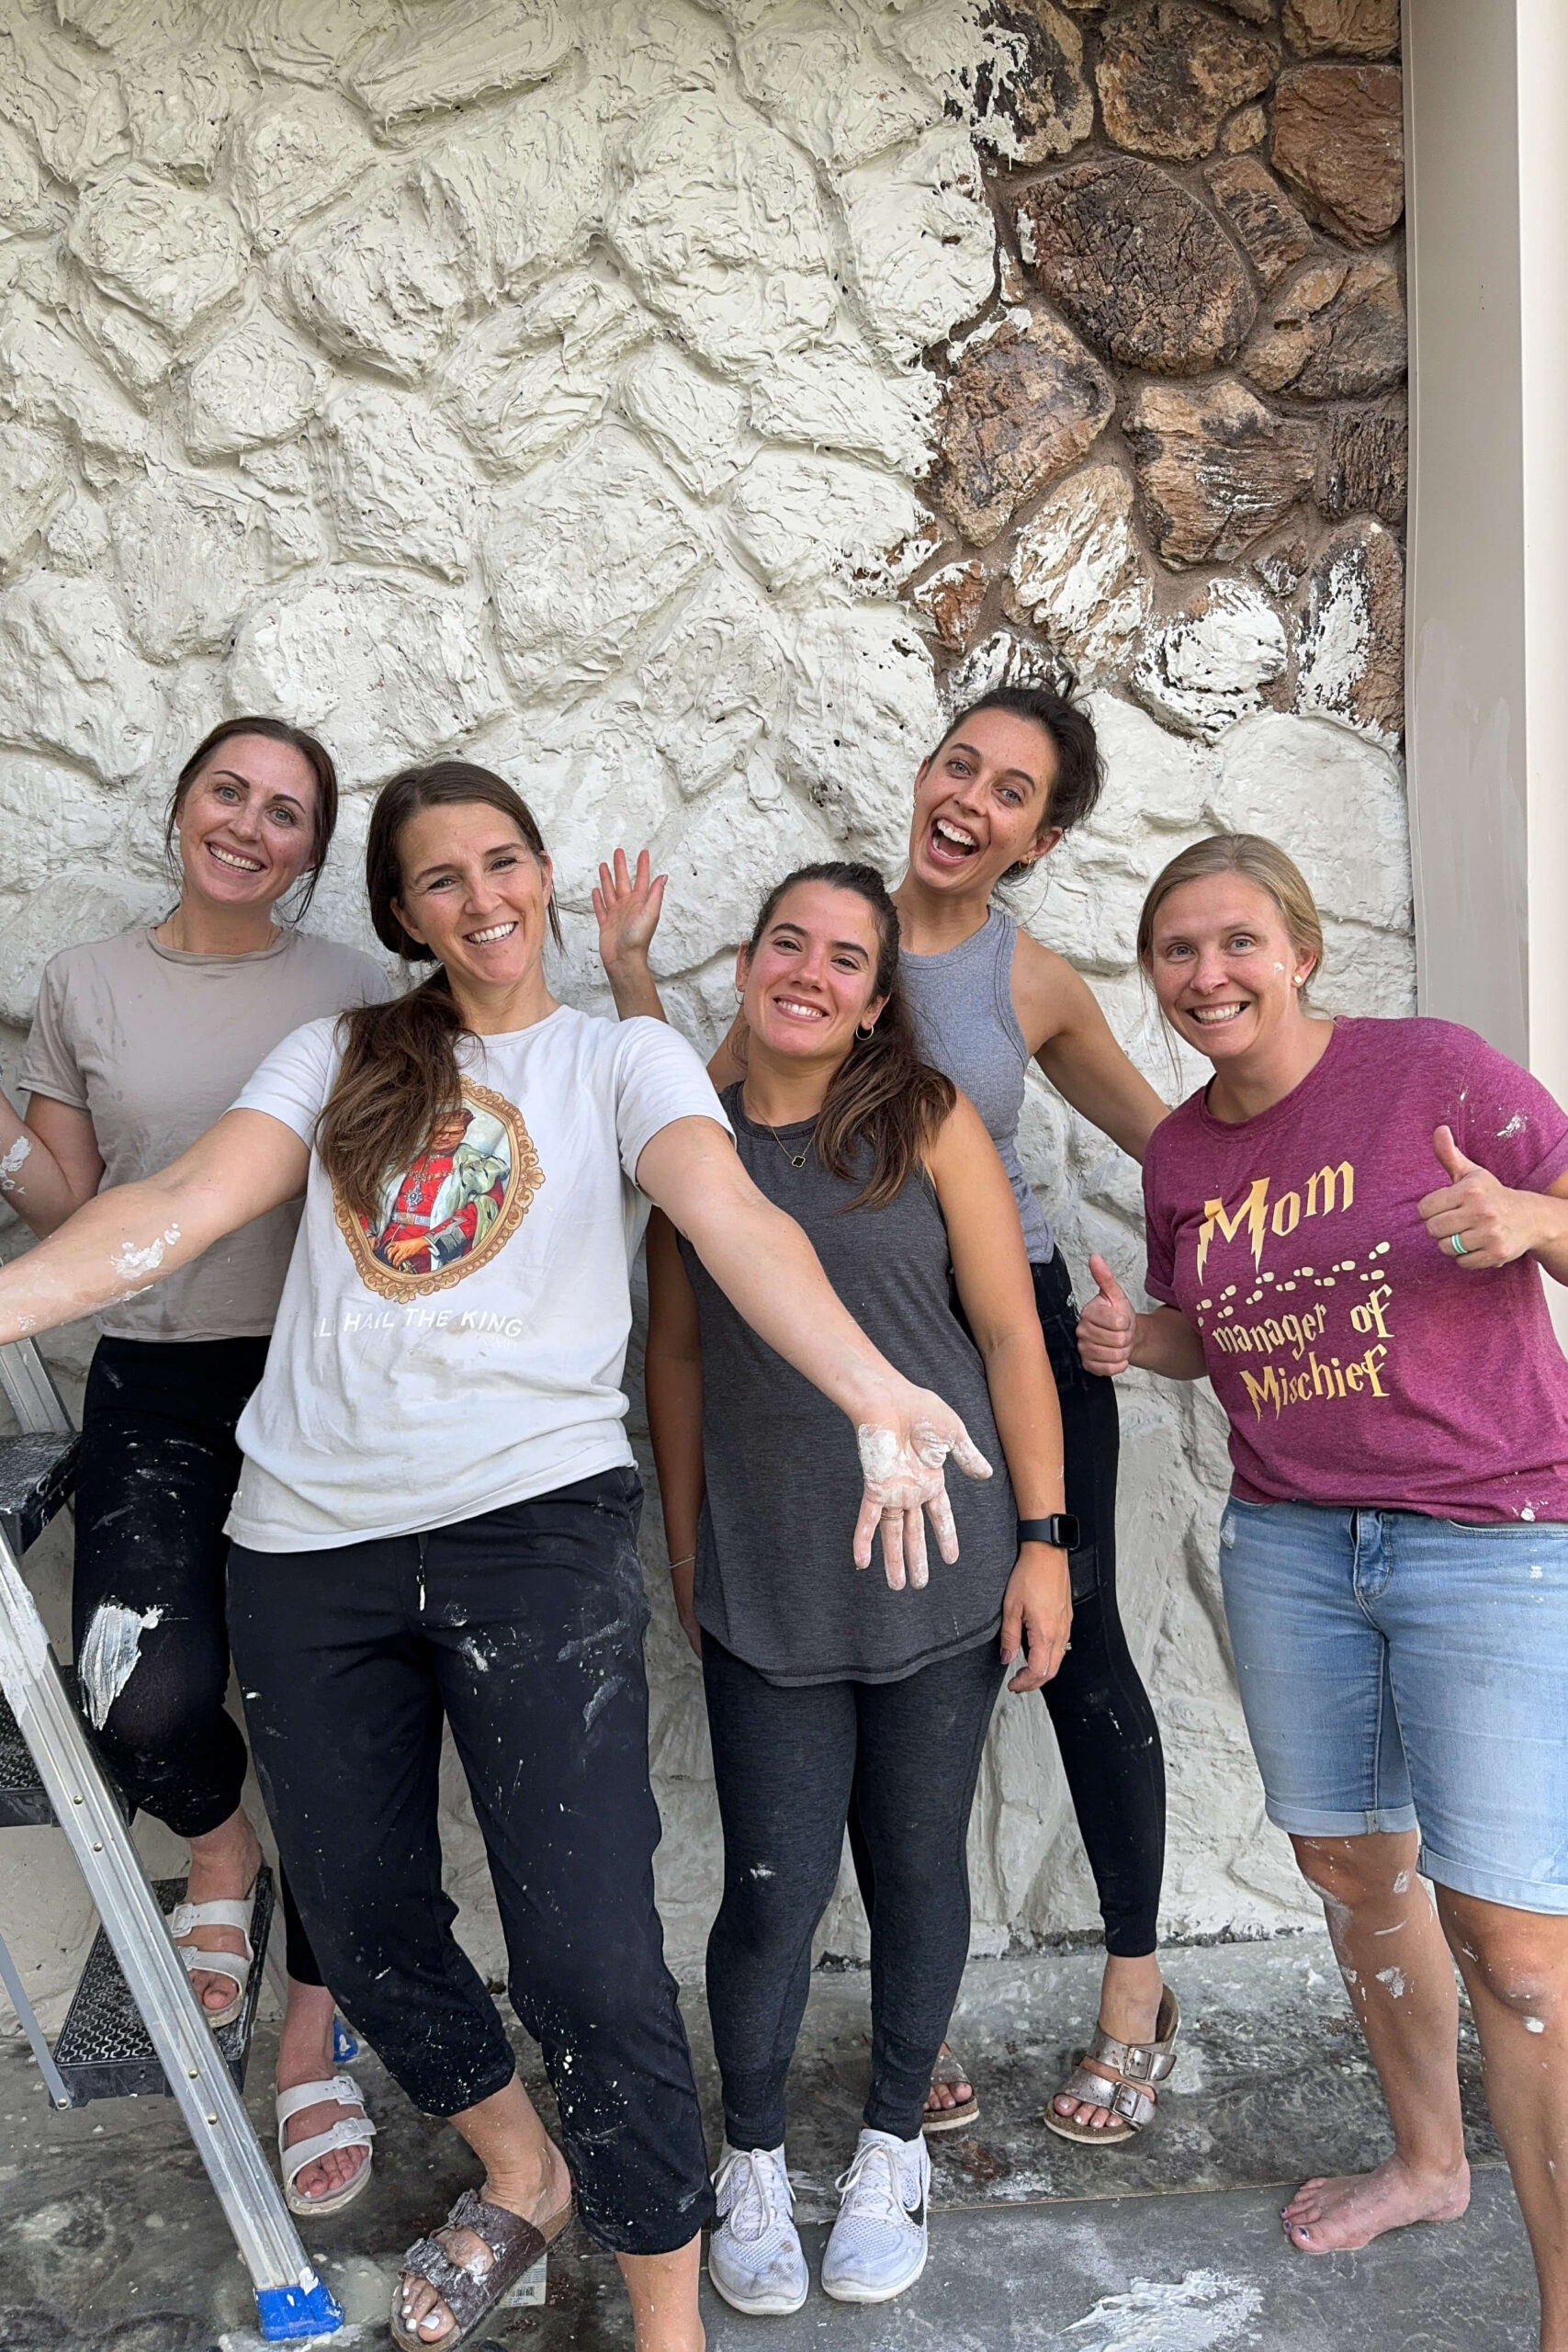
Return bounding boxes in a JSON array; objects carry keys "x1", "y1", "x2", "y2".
[
  {"x1": 0, "y1": 1525, "x2": 341, "y2": 2341},
  {"x1": 0, "y1": 1338, "x2": 73, "y2": 1440}
]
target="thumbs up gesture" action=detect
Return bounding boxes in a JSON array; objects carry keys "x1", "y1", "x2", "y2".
[
  {"x1": 1077, "y1": 1253, "x2": 1138, "y2": 1376},
  {"x1": 1417, "y1": 1125, "x2": 1528, "y2": 1269}
]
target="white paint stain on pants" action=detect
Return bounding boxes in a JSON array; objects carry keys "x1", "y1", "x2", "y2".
[{"x1": 78, "y1": 1600, "x2": 164, "y2": 1730}]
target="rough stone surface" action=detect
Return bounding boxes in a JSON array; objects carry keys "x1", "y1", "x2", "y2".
[
  {"x1": 1295, "y1": 515, "x2": 1404, "y2": 740},
  {"x1": 1127, "y1": 380, "x2": 1318, "y2": 563},
  {"x1": 931, "y1": 310, "x2": 1114, "y2": 544},
  {"x1": 1317, "y1": 396, "x2": 1407, "y2": 524},
  {"x1": 1284, "y1": 0, "x2": 1401, "y2": 58},
  {"x1": 1134, "y1": 577, "x2": 1290, "y2": 738},
  {"x1": 1203, "y1": 154, "x2": 1314, "y2": 289},
  {"x1": 1097, "y1": 1, "x2": 1279, "y2": 163},
  {"x1": 1272, "y1": 62, "x2": 1404, "y2": 246},
  {"x1": 0, "y1": 0, "x2": 1410, "y2": 1983},
  {"x1": 1244, "y1": 257, "x2": 1405, "y2": 399},
  {"x1": 1003, "y1": 463, "x2": 1151, "y2": 684},
  {"x1": 1017, "y1": 159, "x2": 1257, "y2": 374}
]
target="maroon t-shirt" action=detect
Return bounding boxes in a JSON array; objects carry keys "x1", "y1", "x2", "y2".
[{"x1": 1144, "y1": 1018, "x2": 1568, "y2": 1524}]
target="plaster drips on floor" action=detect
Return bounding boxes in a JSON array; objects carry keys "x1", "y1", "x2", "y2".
[{"x1": 1067, "y1": 2267, "x2": 1264, "y2": 2350}]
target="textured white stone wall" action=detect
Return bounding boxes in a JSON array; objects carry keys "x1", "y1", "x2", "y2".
[{"x1": 0, "y1": 0, "x2": 1412, "y2": 2007}]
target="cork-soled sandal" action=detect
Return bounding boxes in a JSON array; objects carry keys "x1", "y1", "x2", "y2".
[
  {"x1": 922, "y1": 2042, "x2": 979, "y2": 2136},
  {"x1": 1043, "y1": 1986, "x2": 1180, "y2": 2146}
]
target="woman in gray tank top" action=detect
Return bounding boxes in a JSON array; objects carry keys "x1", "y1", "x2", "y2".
[
  {"x1": 889, "y1": 685, "x2": 1179, "y2": 2144},
  {"x1": 645, "y1": 862, "x2": 1072, "y2": 2315}
]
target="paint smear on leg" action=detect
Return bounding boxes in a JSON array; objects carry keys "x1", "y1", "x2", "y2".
[
  {"x1": 78, "y1": 1600, "x2": 164, "y2": 1730},
  {"x1": 1392, "y1": 1869, "x2": 1412, "y2": 1894},
  {"x1": 1375, "y1": 1966, "x2": 1406, "y2": 1998},
  {"x1": 1525, "y1": 2017, "x2": 1546, "y2": 2034},
  {"x1": 0, "y1": 1135, "x2": 31, "y2": 1190},
  {"x1": 1067, "y1": 2268, "x2": 1262, "y2": 2349}
]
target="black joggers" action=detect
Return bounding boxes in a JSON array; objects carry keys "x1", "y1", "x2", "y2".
[
  {"x1": 227, "y1": 1466, "x2": 716, "y2": 2256},
  {"x1": 73, "y1": 1336, "x2": 321, "y2": 1983}
]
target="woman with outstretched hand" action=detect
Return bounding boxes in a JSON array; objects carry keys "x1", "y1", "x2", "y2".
[
  {"x1": 1081, "y1": 831, "x2": 1568, "y2": 2352},
  {"x1": 0, "y1": 763, "x2": 987, "y2": 2352},
  {"x1": 645, "y1": 862, "x2": 1070, "y2": 2315}
]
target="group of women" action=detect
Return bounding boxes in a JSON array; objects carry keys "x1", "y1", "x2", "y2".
[{"x1": 0, "y1": 687, "x2": 1562, "y2": 2352}]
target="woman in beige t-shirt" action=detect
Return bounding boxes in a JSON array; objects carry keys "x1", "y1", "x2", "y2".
[{"x1": 0, "y1": 716, "x2": 387, "y2": 2216}]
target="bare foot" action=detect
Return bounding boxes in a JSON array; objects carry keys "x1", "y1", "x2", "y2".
[
  {"x1": 1281, "y1": 2154, "x2": 1471, "y2": 2252},
  {"x1": 179, "y1": 1813, "x2": 264, "y2": 2015},
  {"x1": 277, "y1": 1980, "x2": 370, "y2": 2208},
  {"x1": 924, "y1": 2043, "x2": 974, "y2": 2122},
  {"x1": 398, "y1": 2148, "x2": 572, "y2": 2346},
  {"x1": 1053, "y1": 1955, "x2": 1164, "y2": 2132}
]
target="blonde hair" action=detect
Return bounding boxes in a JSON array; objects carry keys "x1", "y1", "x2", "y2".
[{"x1": 1136, "y1": 833, "x2": 1325, "y2": 997}]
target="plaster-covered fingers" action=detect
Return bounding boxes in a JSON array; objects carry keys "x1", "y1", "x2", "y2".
[
  {"x1": 924, "y1": 1481, "x2": 960, "y2": 1566},
  {"x1": 878, "y1": 1506, "x2": 908, "y2": 1592},
  {"x1": 902, "y1": 1499, "x2": 931, "y2": 1589}
]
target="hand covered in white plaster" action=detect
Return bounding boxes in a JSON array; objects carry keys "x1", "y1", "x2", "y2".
[{"x1": 854, "y1": 1404, "x2": 991, "y2": 1592}]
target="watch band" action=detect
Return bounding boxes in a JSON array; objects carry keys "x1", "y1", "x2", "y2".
[{"x1": 1017, "y1": 1514, "x2": 1079, "y2": 1551}]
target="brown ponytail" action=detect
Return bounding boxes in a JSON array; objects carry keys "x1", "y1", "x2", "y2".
[
  {"x1": 742, "y1": 863, "x2": 954, "y2": 1213},
  {"x1": 315, "y1": 763, "x2": 560, "y2": 1225}
]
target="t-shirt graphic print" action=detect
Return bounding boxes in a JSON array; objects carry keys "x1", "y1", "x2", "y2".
[
  {"x1": 1144, "y1": 1018, "x2": 1568, "y2": 1525},
  {"x1": 337, "y1": 1085, "x2": 543, "y2": 1296}
]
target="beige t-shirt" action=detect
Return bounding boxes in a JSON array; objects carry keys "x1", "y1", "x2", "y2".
[{"x1": 21, "y1": 925, "x2": 389, "y2": 1343}]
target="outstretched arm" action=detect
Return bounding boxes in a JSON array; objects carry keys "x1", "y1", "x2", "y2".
[
  {"x1": 0, "y1": 1111, "x2": 310, "y2": 1347},
  {"x1": 644, "y1": 1210, "x2": 705, "y2": 1656},
  {"x1": 636, "y1": 1116, "x2": 992, "y2": 1591},
  {"x1": 0, "y1": 1094, "x2": 104, "y2": 1238}
]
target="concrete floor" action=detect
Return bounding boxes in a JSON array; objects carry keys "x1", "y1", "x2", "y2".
[{"x1": 0, "y1": 1935, "x2": 1538, "y2": 2351}]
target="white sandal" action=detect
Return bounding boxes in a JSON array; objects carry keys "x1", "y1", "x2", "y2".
[
  {"x1": 169, "y1": 1885, "x2": 257, "y2": 2029},
  {"x1": 276, "y1": 2075, "x2": 377, "y2": 2218}
]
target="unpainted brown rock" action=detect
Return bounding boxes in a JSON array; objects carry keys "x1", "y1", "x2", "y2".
[
  {"x1": 975, "y1": 3, "x2": 1095, "y2": 165},
  {"x1": 1243, "y1": 256, "x2": 1404, "y2": 396},
  {"x1": 1219, "y1": 104, "x2": 1268, "y2": 153},
  {"x1": 1017, "y1": 158, "x2": 1256, "y2": 374},
  {"x1": 911, "y1": 559, "x2": 989, "y2": 650},
  {"x1": 1316, "y1": 397, "x2": 1406, "y2": 522},
  {"x1": 931, "y1": 311, "x2": 1114, "y2": 544},
  {"x1": 1283, "y1": 0, "x2": 1400, "y2": 58},
  {"x1": 1295, "y1": 514, "x2": 1404, "y2": 736},
  {"x1": 1272, "y1": 63, "x2": 1404, "y2": 245},
  {"x1": 1126, "y1": 379, "x2": 1317, "y2": 563},
  {"x1": 1213, "y1": 0, "x2": 1277, "y2": 20},
  {"x1": 1097, "y1": 1, "x2": 1279, "y2": 162},
  {"x1": 1204, "y1": 156, "x2": 1314, "y2": 288}
]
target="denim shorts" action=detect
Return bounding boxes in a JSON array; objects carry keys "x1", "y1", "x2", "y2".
[{"x1": 1218, "y1": 1497, "x2": 1568, "y2": 1914}]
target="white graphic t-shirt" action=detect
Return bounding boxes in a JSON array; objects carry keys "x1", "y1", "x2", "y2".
[{"x1": 226, "y1": 1008, "x2": 730, "y2": 1552}]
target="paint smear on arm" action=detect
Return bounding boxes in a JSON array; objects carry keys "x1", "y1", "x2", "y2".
[
  {"x1": 0, "y1": 1135, "x2": 31, "y2": 1190},
  {"x1": 109, "y1": 1225, "x2": 180, "y2": 1282}
]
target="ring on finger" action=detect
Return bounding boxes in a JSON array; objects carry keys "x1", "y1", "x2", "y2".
[{"x1": 1450, "y1": 1232, "x2": 1468, "y2": 1257}]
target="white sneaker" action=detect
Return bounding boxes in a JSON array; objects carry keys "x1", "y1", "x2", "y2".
[
  {"x1": 820, "y1": 2127, "x2": 930, "y2": 2304},
  {"x1": 707, "y1": 2142, "x2": 809, "y2": 2316}
]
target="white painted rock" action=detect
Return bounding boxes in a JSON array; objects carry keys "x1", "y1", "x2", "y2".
[
  {"x1": 0, "y1": 427, "x2": 65, "y2": 579},
  {"x1": 1211, "y1": 708, "x2": 1412, "y2": 931},
  {"x1": 605, "y1": 90, "x2": 837, "y2": 376},
  {"x1": 0, "y1": 18, "x2": 127, "y2": 187},
  {"x1": 0, "y1": 297, "x2": 148, "y2": 464},
  {"x1": 725, "y1": 451, "x2": 925, "y2": 598},
  {"x1": 735, "y1": 2, "x2": 940, "y2": 168},
  {"x1": 69, "y1": 166, "x2": 245, "y2": 339},
  {"x1": 313, "y1": 383, "x2": 475, "y2": 582},
  {"x1": 66, "y1": 278, "x2": 172, "y2": 399},
  {"x1": 0, "y1": 577, "x2": 163, "y2": 782},
  {"x1": 424, "y1": 89, "x2": 605, "y2": 303},
  {"x1": 178, "y1": 310, "x2": 327, "y2": 459},
  {"x1": 1005, "y1": 463, "x2": 1151, "y2": 686},
  {"x1": 1083, "y1": 691, "x2": 1218, "y2": 840},
  {"x1": 0, "y1": 118, "x2": 64, "y2": 234},
  {"x1": 838, "y1": 124, "x2": 997, "y2": 364},
  {"x1": 441, "y1": 272, "x2": 649, "y2": 472},
  {"x1": 0, "y1": 870, "x2": 166, "y2": 1029},
  {"x1": 346, "y1": 0, "x2": 571, "y2": 124},
  {"x1": 619, "y1": 343, "x2": 750, "y2": 499},
  {"x1": 0, "y1": 756, "x2": 119, "y2": 893},
  {"x1": 636, "y1": 569, "x2": 785, "y2": 797},
  {"x1": 121, "y1": 44, "x2": 233, "y2": 179},
  {"x1": 486, "y1": 428, "x2": 710, "y2": 703},
  {"x1": 1134, "y1": 580, "x2": 1290, "y2": 741},
  {"x1": 229, "y1": 577, "x2": 508, "y2": 784},
  {"x1": 749, "y1": 345, "x2": 940, "y2": 477},
  {"x1": 108, "y1": 469, "x2": 321, "y2": 662},
  {"x1": 651, "y1": 776, "x2": 840, "y2": 972},
  {"x1": 281, "y1": 172, "x2": 471, "y2": 382},
  {"x1": 228, "y1": 88, "x2": 378, "y2": 251},
  {"x1": 241, "y1": 0, "x2": 399, "y2": 88},
  {"x1": 781, "y1": 605, "x2": 943, "y2": 868}
]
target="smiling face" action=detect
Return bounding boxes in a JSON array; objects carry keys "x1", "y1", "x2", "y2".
[
  {"x1": 738, "y1": 881, "x2": 889, "y2": 1075},
  {"x1": 1146, "y1": 875, "x2": 1317, "y2": 1069},
  {"x1": 908, "y1": 707, "x2": 1063, "y2": 897},
  {"x1": 391, "y1": 801, "x2": 555, "y2": 1001},
  {"x1": 175, "y1": 735, "x2": 321, "y2": 913}
]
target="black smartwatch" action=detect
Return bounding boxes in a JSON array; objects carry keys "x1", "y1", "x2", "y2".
[{"x1": 1017, "y1": 1515, "x2": 1079, "y2": 1551}]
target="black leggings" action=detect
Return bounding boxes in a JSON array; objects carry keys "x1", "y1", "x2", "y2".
[
  {"x1": 704, "y1": 1632, "x2": 1003, "y2": 2148},
  {"x1": 227, "y1": 1469, "x2": 716, "y2": 2256},
  {"x1": 851, "y1": 1250, "x2": 1166, "y2": 1960},
  {"x1": 73, "y1": 1337, "x2": 321, "y2": 1984}
]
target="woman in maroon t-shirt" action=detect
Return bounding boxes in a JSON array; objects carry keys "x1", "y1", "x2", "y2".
[{"x1": 1078, "y1": 832, "x2": 1568, "y2": 2346}]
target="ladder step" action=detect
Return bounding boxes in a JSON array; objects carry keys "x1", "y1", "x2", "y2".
[
  {"x1": 0, "y1": 1430, "x2": 78, "y2": 1556},
  {"x1": 0, "y1": 1679, "x2": 132, "y2": 1829},
  {"x1": 53, "y1": 1868, "x2": 275, "y2": 2106}
]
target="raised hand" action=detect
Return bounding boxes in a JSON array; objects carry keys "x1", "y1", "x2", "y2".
[
  {"x1": 1418, "y1": 1125, "x2": 1535, "y2": 1269},
  {"x1": 1077, "y1": 1253, "x2": 1136, "y2": 1376},
  {"x1": 592, "y1": 847, "x2": 666, "y2": 975},
  {"x1": 852, "y1": 1398, "x2": 992, "y2": 1592}
]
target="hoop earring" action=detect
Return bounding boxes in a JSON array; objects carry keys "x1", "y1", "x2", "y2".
[{"x1": 855, "y1": 1021, "x2": 877, "y2": 1042}]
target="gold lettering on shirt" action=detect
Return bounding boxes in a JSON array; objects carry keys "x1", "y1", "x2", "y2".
[{"x1": 1195, "y1": 1162, "x2": 1355, "y2": 1280}]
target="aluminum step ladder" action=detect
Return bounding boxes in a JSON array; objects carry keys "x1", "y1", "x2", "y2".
[{"x1": 0, "y1": 1337, "x2": 343, "y2": 2343}]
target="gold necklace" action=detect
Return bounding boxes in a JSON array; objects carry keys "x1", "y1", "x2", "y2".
[{"x1": 766, "y1": 1123, "x2": 809, "y2": 1171}]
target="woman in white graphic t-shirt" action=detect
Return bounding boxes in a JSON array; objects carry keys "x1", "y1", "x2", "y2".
[{"x1": 0, "y1": 761, "x2": 992, "y2": 2352}]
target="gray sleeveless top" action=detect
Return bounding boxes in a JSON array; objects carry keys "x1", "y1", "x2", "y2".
[
  {"x1": 898, "y1": 907, "x2": 1055, "y2": 1261},
  {"x1": 678, "y1": 1085, "x2": 1016, "y2": 1686}
]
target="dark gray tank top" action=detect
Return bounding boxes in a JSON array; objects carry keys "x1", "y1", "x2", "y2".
[
  {"x1": 898, "y1": 907, "x2": 1055, "y2": 1261},
  {"x1": 678, "y1": 1084, "x2": 1016, "y2": 1686}
]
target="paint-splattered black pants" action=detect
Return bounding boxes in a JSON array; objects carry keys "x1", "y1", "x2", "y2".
[
  {"x1": 73, "y1": 1336, "x2": 321, "y2": 1982},
  {"x1": 227, "y1": 1466, "x2": 716, "y2": 2256}
]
